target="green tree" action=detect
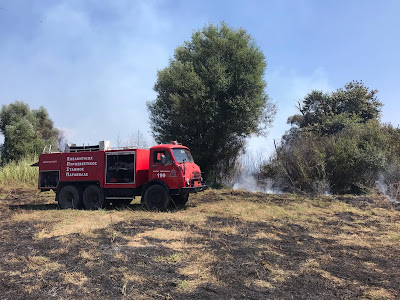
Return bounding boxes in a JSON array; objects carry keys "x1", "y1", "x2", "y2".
[
  {"x1": 32, "y1": 106, "x2": 59, "y2": 141},
  {"x1": 288, "y1": 81, "x2": 382, "y2": 135},
  {"x1": 0, "y1": 101, "x2": 60, "y2": 163},
  {"x1": 2, "y1": 118, "x2": 42, "y2": 163},
  {"x1": 147, "y1": 23, "x2": 275, "y2": 182},
  {"x1": 261, "y1": 82, "x2": 395, "y2": 195}
]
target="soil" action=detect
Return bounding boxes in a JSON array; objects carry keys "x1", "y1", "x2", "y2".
[{"x1": 0, "y1": 189, "x2": 399, "y2": 299}]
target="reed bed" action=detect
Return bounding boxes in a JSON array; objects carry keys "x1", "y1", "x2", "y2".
[{"x1": 0, "y1": 157, "x2": 38, "y2": 188}]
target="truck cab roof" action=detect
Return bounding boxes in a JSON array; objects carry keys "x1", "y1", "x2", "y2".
[{"x1": 151, "y1": 142, "x2": 189, "y2": 151}]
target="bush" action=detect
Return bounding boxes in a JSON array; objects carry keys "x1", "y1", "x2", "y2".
[
  {"x1": 261, "y1": 120, "x2": 400, "y2": 195},
  {"x1": 325, "y1": 120, "x2": 388, "y2": 194},
  {"x1": 262, "y1": 132, "x2": 328, "y2": 194}
]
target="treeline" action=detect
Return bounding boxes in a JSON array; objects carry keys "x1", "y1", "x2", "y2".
[{"x1": 260, "y1": 81, "x2": 400, "y2": 198}]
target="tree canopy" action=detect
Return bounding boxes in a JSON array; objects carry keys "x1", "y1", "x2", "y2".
[
  {"x1": 287, "y1": 81, "x2": 382, "y2": 136},
  {"x1": 147, "y1": 22, "x2": 275, "y2": 182},
  {"x1": 0, "y1": 101, "x2": 60, "y2": 163}
]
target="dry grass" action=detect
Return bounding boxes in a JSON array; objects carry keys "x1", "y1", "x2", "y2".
[
  {"x1": 0, "y1": 188, "x2": 400, "y2": 299},
  {"x1": 362, "y1": 288, "x2": 396, "y2": 300}
]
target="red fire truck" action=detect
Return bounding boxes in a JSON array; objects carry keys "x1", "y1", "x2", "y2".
[{"x1": 36, "y1": 141, "x2": 207, "y2": 210}]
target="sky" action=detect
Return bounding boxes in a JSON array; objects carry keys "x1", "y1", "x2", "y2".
[{"x1": 0, "y1": 0, "x2": 399, "y2": 158}]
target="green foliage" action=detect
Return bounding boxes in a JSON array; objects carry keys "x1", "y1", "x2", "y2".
[
  {"x1": 0, "y1": 101, "x2": 59, "y2": 164},
  {"x1": 263, "y1": 82, "x2": 400, "y2": 195},
  {"x1": 32, "y1": 106, "x2": 59, "y2": 141},
  {"x1": 2, "y1": 118, "x2": 43, "y2": 163},
  {"x1": 288, "y1": 81, "x2": 382, "y2": 135},
  {"x1": 148, "y1": 22, "x2": 275, "y2": 182},
  {"x1": 264, "y1": 120, "x2": 394, "y2": 194},
  {"x1": 325, "y1": 120, "x2": 388, "y2": 194}
]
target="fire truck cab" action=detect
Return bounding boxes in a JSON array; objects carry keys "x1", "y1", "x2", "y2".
[{"x1": 36, "y1": 141, "x2": 207, "y2": 210}]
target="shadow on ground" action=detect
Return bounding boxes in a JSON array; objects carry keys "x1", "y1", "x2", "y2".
[
  {"x1": 7, "y1": 202, "x2": 188, "y2": 212},
  {"x1": 1, "y1": 190, "x2": 400, "y2": 299},
  {"x1": 0, "y1": 213, "x2": 399, "y2": 299}
]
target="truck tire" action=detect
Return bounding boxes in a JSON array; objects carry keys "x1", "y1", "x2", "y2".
[
  {"x1": 143, "y1": 185, "x2": 170, "y2": 211},
  {"x1": 58, "y1": 185, "x2": 81, "y2": 209},
  {"x1": 83, "y1": 185, "x2": 105, "y2": 210},
  {"x1": 171, "y1": 194, "x2": 189, "y2": 207}
]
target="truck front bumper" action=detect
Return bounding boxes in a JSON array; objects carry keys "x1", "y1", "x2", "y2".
[{"x1": 181, "y1": 185, "x2": 208, "y2": 193}]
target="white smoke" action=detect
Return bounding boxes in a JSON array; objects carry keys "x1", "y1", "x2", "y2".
[
  {"x1": 232, "y1": 176, "x2": 280, "y2": 193},
  {"x1": 230, "y1": 151, "x2": 282, "y2": 194},
  {"x1": 375, "y1": 174, "x2": 399, "y2": 204}
]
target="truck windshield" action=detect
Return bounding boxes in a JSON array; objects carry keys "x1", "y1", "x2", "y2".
[{"x1": 172, "y1": 148, "x2": 194, "y2": 163}]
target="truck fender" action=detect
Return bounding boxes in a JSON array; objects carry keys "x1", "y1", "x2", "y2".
[{"x1": 142, "y1": 180, "x2": 169, "y2": 197}]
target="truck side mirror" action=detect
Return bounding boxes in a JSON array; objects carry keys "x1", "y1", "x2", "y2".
[{"x1": 160, "y1": 154, "x2": 166, "y2": 165}]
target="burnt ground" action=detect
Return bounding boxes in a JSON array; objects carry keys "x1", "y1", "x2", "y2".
[{"x1": 0, "y1": 188, "x2": 400, "y2": 299}]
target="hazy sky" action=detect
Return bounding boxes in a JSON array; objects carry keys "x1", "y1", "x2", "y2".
[{"x1": 1, "y1": 0, "x2": 399, "y2": 156}]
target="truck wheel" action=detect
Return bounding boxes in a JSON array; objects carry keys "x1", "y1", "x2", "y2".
[
  {"x1": 143, "y1": 185, "x2": 170, "y2": 211},
  {"x1": 58, "y1": 185, "x2": 81, "y2": 209},
  {"x1": 83, "y1": 185, "x2": 105, "y2": 210},
  {"x1": 171, "y1": 194, "x2": 189, "y2": 207}
]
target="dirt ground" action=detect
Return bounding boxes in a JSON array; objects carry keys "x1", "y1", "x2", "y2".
[{"x1": 0, "y1": 188, "x2": 400, "y2": 299}]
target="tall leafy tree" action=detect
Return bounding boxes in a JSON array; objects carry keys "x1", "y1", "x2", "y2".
[
  {"x1": 147, "y1": 23, "x2": 275, "y2": 182},
  {"x1": 0, "y1": 101, "x2": 60, "y2": 163}
]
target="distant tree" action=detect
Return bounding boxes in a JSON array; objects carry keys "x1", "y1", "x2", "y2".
[
  {"x1": 113, "y1": 130, "x2": 150, "y2": 149},
  {"x1": 288, "y1": 81, "x2": 382, "y2": 135},
  {"x1": 0, "y1": 101, "x2": 35, "y2": 133},
  {"x1": 32, "y1": 106, "x2": 59, "y2": 141},
  {"x1": 126, "y1": 130, "x2": 149, "y2": 148},
  {"x1": 0, "y1": 101, "x2": 60, "y2": 163},
  {"x1": 147, "y1": 22, "x2": 275, "y2": 182},
  {"x1": 1, "y1": 118, "x2": 42, "y2": 163}
]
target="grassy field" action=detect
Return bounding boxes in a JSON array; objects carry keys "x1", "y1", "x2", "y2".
[{"x1": 0, "y1": 188, "x2": 400, "y2": 299}]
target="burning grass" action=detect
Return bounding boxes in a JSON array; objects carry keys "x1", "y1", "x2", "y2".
[{"x1": 0, "y1": 188, "x2": 400, "y2": 299}]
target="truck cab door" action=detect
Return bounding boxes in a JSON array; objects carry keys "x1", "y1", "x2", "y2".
[{"x1": 149, "y1": 149, "x2": 180, "y2": 188}]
